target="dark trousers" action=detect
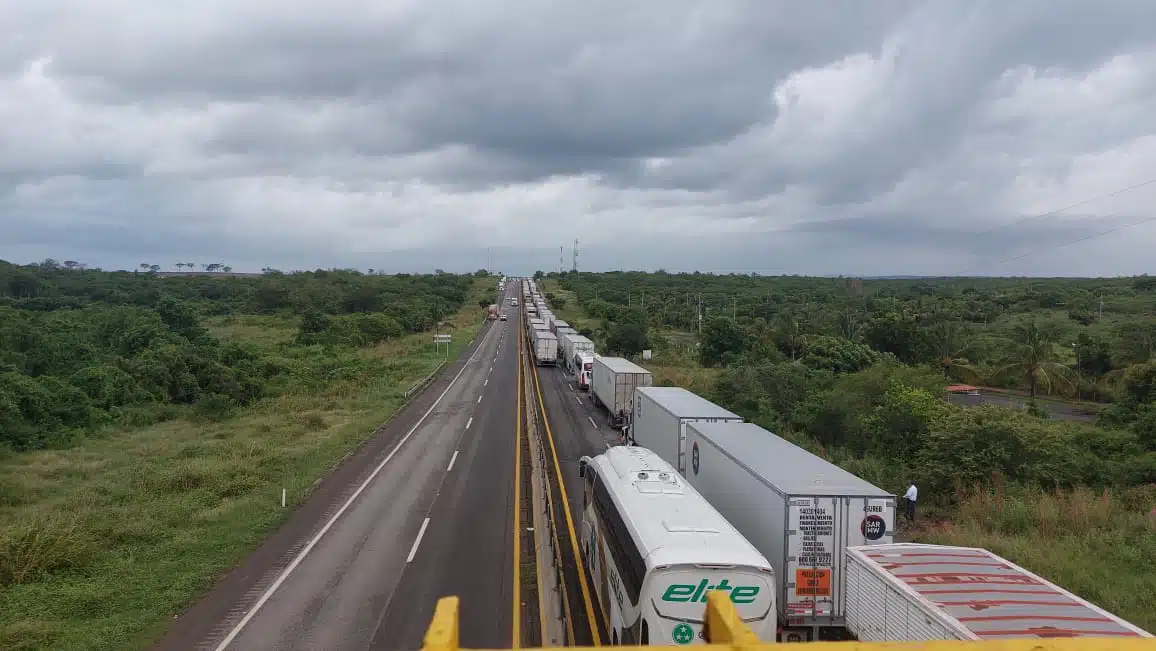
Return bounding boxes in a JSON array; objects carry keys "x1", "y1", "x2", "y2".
[{"x1": 904, "y1": 499, "x2": 916, "y2": 522}]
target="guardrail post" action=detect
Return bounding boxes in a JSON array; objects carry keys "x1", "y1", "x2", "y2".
[
  {"x1": 423, "y1": 596, "x2": 460, "y2": 651},
  {"x1": 703, "y1": 591, "x2": 760, "y2": 646}
]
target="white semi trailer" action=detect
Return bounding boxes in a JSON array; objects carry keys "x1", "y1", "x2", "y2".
[
  {"x1": 560, "y1": 333, "x2": 594, "y2": 373},
  {"x1": 590, "y1": 356, "x2": 652, "y2": 429},
  {"x1": 629, "y1": 386, "x2": 744, "y2": 474},
  {"x1": 682, "y1": 421, "x2": 895, "y2": 643},
  {"x1": 845, "y1": 543, "x2": 1152, "y2": 641},
  {"x1": 530, "y1": 329, "x2": 558, "y2": 366}
]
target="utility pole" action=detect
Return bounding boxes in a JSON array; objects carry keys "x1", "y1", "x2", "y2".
[
  {"x1": 1099, "y1": 292, "x2": 1104, "y2": 320},
  {"x1": 1072, "y1": 342, "x2": 1081, "y2": 401},
  {"x1": 572, "y1": 239, "x2": 579, "y2": 272},
  {"x1": 559, "y1": 246, "x2": 564, "y2": 275}
]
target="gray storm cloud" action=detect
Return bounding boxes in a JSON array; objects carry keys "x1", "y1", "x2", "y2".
[{"x1": 2, "y1": 0, "x2": 1156, "y2": 275}]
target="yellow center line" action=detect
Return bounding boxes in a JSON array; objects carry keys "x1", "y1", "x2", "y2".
[
  {"x1": 530, "y1": 359, "x2": 602, "y2": 646},
  {"x1": 512, "y1": 312, "x2": 522, "y2": 650},
  {"x1": 525, "y1": 324, "x2": 550, "y2": 646},
  {"x1": 523, "y1": 313, "x2": 578, "y2": 645}
]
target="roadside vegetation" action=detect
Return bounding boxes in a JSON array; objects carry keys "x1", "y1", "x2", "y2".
[
  {"x1": 541, "y1": 270, "x2": 1156, "y2": 630},
  {"x1": 0, "y1": 259, "x2": 496, "y2": 650}
]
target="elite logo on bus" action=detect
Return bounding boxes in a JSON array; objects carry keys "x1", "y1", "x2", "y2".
[{"x1": 661, "y1": 579, "x2": 760, "y2": 604}]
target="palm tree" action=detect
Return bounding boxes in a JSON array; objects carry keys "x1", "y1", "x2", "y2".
[
  {"x1": 775, "y1": 313, "x2": 808, "y2": 362},
  {"x1": 994, "y1": 322, "x2": 1075, "y2": 398},
  {"x1": 927, "y1": 320, "x2": 982, "y2": 384},
  {"x1": 835, "y1": 307, "x2": 864, "y2": 341}
]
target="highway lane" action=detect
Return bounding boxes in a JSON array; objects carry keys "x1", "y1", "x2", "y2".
[
  {"x1": 368, "y1": 303, "x2": 521, "y2": 649},
  {"x1": 532, "y1": 361, "x2": 620, "y2": 521},
  {"x1": 170, "y1": 285, "x2": 522, "y2": 651},
  {"x1": 528, "y1": 355, "x2": 617, "y2": 646}
]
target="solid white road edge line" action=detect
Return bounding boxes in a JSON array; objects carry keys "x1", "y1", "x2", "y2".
[
  {"x1": 212, "y1": 323, "x2": 490, "y2": 651},
  {"x1": 406, "y1": 518, "x2": 432, "y2": 563},
  {"x1": 447, "y1": 451, "x2": 459, "y2": 473}
]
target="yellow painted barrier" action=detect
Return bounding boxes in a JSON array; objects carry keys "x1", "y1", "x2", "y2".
[
  {"x1": 423, "y1": 596, "x2": 459, "y2": 651},
  {"x1": 422, "y1": 592, "x2": 1155, "y2": 651}
]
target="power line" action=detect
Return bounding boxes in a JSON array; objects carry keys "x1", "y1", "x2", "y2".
[
  {"x1": 971, "y1": 177, "x2": 1156, "y2": 236},
  {"x1": 956, "y1": 214, "x2": 1156, "y2": 275}
]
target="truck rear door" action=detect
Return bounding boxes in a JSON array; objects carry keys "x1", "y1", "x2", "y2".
[{"x1": 785, "y1": 496, "x2": 840, "y2": 624}]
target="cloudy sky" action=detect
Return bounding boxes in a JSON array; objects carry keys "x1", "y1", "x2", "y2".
[{"x1": 3, "y1": 0, "x2": 1156, "y2": 276}]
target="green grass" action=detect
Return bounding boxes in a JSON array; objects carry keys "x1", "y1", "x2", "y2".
[
  {"x1": 917, "y1": 486, "x2": 1156, "y2": 631},
  {"x1": 0, "y1": 284, "x2": 489, "y2": 651},
  {"x1": 204, "y1": 314, "x2": 297, "y2": 346}
]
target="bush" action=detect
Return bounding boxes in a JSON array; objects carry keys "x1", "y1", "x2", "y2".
[
  {"x1": 0, "y1": 514, "x2": 95, "y2": 587},
  {"x1": 193, "y1": 393, "x2": 237, "y2": 422}
]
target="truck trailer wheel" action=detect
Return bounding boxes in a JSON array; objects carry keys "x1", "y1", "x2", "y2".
[{"x1": 782, "y1": 630, "x2": 808, "y2": 643}]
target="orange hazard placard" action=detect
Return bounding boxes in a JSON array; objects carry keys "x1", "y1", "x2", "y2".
[{"x1": 795, "y1": 569, "x2": 832, "y2": 596}]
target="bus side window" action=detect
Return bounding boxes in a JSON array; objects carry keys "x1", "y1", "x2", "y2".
[{"x1": 583, "y1": 470, "x2": 595, "y2": 509}]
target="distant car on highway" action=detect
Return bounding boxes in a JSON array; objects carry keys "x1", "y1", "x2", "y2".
[{"x1": 499, "y1": 313, "x2": 507, "y2": 321}]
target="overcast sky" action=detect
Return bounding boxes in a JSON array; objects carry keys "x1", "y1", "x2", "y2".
[{"x1": 4, "y1": 0, "x2": 1156, "y2": 276}]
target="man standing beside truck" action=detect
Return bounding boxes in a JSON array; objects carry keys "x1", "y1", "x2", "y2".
[{"x1": 903, "y1": 481, "x2": 917, "y2": 523}]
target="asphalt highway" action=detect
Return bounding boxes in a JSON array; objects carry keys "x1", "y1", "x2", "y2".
[
  {"x1": 528, "y1": 355, "x2": 621, "y2": 645},
  {"x1": 154, "y1": 286, "x2": 522, "y2": 651},
  {"x1": 532, "y1": 360, "x2": 621, "y2": 523}
]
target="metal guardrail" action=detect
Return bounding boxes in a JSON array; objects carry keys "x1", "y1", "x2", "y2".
[
  {"x1": 421, "y1": 592, "x2": 1155, "y2": 651},
  {"x1": 404, "y1": 361, "x2": 447, "y2": 399}
]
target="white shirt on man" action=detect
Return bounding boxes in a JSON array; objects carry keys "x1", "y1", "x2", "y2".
[{"x1": 904, "y1": 484, "x2": 918, "y2": 501}]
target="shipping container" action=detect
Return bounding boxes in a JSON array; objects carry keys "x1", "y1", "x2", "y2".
[
  {"x1": 683, "y1": 421, "x2": 895, "y2": 642},
  {"x1": 552, "y1": 319, "x2": 570, "y2": 335},
  {"x1": 844, "y1": 543, "x2": 1152, "y2": 641},
  {"x1": 530, "y1": 329, "x2": 558, "y2": 366},
  {"x1": 591, "y1": 356, "x2": 652, "y2": 428},
  {"x1": 630, "y1": 387, "x2": 743, "y2": 474}
]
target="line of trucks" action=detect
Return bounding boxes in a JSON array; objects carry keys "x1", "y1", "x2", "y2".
[{"x1": 513, "y1": 278, "x2": 1150, "y2": 644}]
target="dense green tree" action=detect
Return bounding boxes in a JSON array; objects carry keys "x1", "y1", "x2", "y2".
[{"x1": 698, "y1": 316, "x2": 746, "y2": 366}]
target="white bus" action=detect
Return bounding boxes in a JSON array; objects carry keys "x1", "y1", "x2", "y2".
[{"x1": 578, "y1": 446, "x2": 777, "y2": 645}]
